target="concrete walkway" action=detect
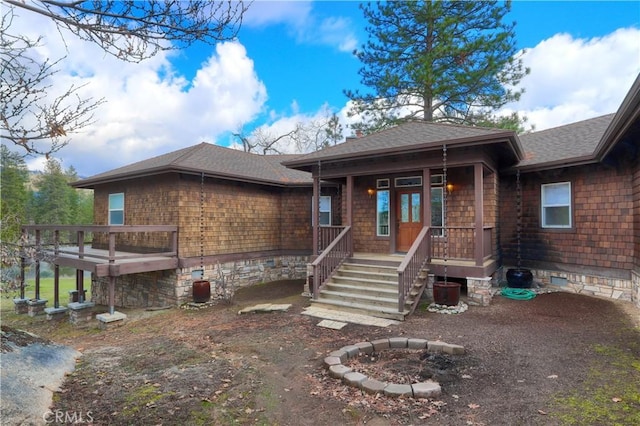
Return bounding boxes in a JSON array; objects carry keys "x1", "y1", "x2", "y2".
[
  {"x1": 302, "y1": 306, "x2": 400, "y2": 328},
  {"x1": 1, "y1": 329, "x2": 81, "y2": 425}
]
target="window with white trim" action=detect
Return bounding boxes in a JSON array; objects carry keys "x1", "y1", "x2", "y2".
[
  {"x1": 541, "y1": 182, "x2": 572, "y2": 228},
  {"x1": 319, "y1": 195, "x2": 331, "y2": 226},
  {"x1": 376, "y1": 190, "x2": 390, "y2": 236},
  {"x1": 108, "y1": 193, "x2": 124, "y2": 225}
]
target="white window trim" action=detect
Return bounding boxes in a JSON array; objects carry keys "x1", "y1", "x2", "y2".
[
  {"x1": 312, "y1": 195, "x2": 332, "y2": 227},
  {"x1": 395, "y1": 176, "x2": 422, "y2": 187},
  {"x1": 541, "y1": 182, "x2": 572, "y2": 228},
  {"x1": 320, "y1": 195, "x2": 331, "y2": 226},
  {"x1": 108, "y1": 192, "x2": 124, "y2": 225},
  {"x1": 376, "y1": 178, "x2": 390, "y2": 189},
  {"x1": 376, "y1": 189, "x2": 390, "y2": 237}
]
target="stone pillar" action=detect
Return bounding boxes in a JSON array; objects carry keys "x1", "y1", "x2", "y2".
[
  {"x1": 45, "y1": 306, "x2": 68, "y2": 321},
  {"x1": 27, "y1": 299, "x2": 48, "y2": 317},
  {"x1": 96, "y1": 311, "x2": 127, "y2": 330},
  {"x1": 423, "y1": 274, "x2": 435, "y2": 303},
  {"x1": 68, "y1": 301, "x2": 95, "y2": 326},
  {"x1": 467, "y1": 276, "x2": 493, "y2": 306},
  {"x1": 13, "y1": 298, "x2": 29, "y2": 314}
]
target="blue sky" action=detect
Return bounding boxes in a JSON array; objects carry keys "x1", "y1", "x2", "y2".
[{"x1": 9, "y1": 1, "x2": 640, "y2": 176}]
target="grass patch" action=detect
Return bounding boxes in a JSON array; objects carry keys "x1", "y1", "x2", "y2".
[
  {"x1": 122, "y1": 384, "x2": 175, "y2": 417},
  {"x1": 1, "y1": 276, "x2": 91, "y2": 312},
  {"x1": 551, "y1": 343, "x2": 640, "y2": 425}
]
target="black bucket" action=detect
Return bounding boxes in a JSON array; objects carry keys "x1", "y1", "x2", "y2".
[
  {"x1": 433, "y1": 281, "x2": 461, "y2": 306},
  {"x1": 506, "y1": 268, "x2": 533, "y2": 288}
]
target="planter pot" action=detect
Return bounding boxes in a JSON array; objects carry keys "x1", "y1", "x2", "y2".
[
  {"x1": 506, "y1": 268, "x2": 533, "y2": 289},
  {"x1": 433, "y1": 281, "x2": 461, "y2": 306},
  {"x1": 192, "y1": 280, "x2": 211, "y2": 303}
]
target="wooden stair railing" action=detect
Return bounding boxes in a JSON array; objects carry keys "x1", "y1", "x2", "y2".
[
  {"x1": 311, "y1": 226, "x2": 352, "y2": 299},
  {"x1": 397, "y1": 226, "x2": 431, "y2": 312}
]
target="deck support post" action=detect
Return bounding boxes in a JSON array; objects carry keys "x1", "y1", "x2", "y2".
[{"x1": 108, "y1": 276, "x2": 116, "y2": 315}]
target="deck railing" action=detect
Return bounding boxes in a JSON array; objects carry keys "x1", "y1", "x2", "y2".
[
  {"x1": 311, "y1": 226, "x2": 352, "y2": 299},
  {"x1": 21, "y1": 225, "x2": 178, "y2": 263},
  {"x1": 397, "y1": 226, "x2": 431, "y2": 311},
  {"x1": 430, "y1": 226, "x2": 494, "y2": 263},
  {"x1": 19, "y1": 225, "x2": 178, "y2": 307}
]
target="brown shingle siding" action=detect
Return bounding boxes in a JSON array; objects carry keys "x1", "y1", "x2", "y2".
[{"x1": 501, "y1": 163, "x2": 634, "y2": 274}]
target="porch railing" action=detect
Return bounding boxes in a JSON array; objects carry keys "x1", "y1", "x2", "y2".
[
  {"x1": 318, "y1": 226, "x2": 345, "y2": 253},
  {"x1": 397, "y1": 226, "x2": 431, "y2": 312},
  {"x1": 430, "y1": 226, "x2": 494, "y2": 263},
  {"x1": 311, "y1": 226, "x2": 352, "y2": 299}
]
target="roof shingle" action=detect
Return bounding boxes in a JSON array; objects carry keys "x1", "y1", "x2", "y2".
[{"x1": 74, "y1": 143, "x2": 312, "y2": 188}]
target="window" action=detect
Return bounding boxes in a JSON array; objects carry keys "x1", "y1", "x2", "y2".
[
  {"x1": 376, "y1": 190, "x2": 390, "y2": 236},
  {"x1": 541, "y1": 182, "x2": 571, "y2": 228},
  {"x1": 108, "y1": 193, "x2": 124, "y2": 225},
  {"x1": 377, "y1": 179, "x2": 390, "y2": 189},
  {"x1": 395, "y1": 176, "x2": 422, "y2": 187},
  {"x1": 430, "y1": 174, "x2": 444, "y2": 185},
  {"x1": 318, "y1": 195, "x2": 331, "y2": 226}
]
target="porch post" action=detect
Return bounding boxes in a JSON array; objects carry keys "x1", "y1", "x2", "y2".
[
  {"x1": 312, "y1": 175, "x2": 320, "y2": 256},
  {"x1": 423, "y1": 168, "x2": 431, "y2": 226},
  {"x1": 474, "y1": 163, "x2": 484, "y2": 267},
  {"x1": 346, "y1": 175, "x2": 354, "y2": 255},
  {"x1": 346, "y1": 175, "x2": 353, "y2": 226}
]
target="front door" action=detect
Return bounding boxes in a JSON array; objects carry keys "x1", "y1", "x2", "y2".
[{"x1": 396, "y1": 190, "x2": 422, "y2": 252}]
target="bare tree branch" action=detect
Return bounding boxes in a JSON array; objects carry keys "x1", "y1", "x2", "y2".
[
  {"x1": 1, "y1": 9, "x2": 104, "y2": 157},
  {"x1": 6, "y1": 0, "x2": 250, "y2": 62},
  {"x1": 2, "y1": 1, "x2": 249, "y2": 157}
]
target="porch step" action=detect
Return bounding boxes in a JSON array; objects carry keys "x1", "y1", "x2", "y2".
[
  {"x1": 310, "y1": 298, "x2": 410, "y2": 322},
  {"x1": 311, "y1": 255, "x2": 425, "y2": 321}
]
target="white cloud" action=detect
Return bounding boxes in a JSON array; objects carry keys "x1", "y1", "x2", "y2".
[
  {"x1": 243, "y1": 0, "x2": 358, "y2": 53},
  {"x1": 503, "y1": 28, "x2": 640, "y2": 130},
  {"x1": 8, "y1": 8, "x2": 267, "y2": 177}
]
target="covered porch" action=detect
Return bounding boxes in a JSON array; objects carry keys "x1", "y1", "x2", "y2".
[{"x1": 284, "y1": 122, "x2": 521, "y2": 318}]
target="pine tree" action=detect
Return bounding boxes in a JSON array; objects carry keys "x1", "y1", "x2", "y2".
[
  {"x1": 0, "y1": 145, "x2": 29, "y2": 241},
  {"x1": 345, "y1": 1, "x2": 529, "y2": 133}
]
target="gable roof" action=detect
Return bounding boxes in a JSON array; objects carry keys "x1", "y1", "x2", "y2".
[
  {"x1": 516, "y1": 114, "x2": 616, "y2": 171},
  {"x1": 283, "y1": 120, "x2": 521, "y2": 170},
  {"x1": 73, "y1": 143, "x2": 312, "y2": 188}
]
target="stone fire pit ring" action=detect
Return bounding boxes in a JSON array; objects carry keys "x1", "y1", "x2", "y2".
[{"x1": 323, "y1": 337, "x2": 465, "y2": 398}]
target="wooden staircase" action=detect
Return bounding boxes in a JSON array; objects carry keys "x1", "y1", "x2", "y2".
[{"x1": 310, "y1": 255, "x2": 427, "y2": 321}]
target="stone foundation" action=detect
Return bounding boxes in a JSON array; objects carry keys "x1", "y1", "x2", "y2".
[
  {"x1": 96, "y1": 311, "x2": 127, "y2": 330},
  {"x1": 45, "y1": 306, "x2": 68, "y2": 321},
  {"x1": 13, "y1": 298, "x2": 29, "y2": 314},
  {"x1": 522, "y1": 267, "x2": 634, "y2": 303},
  {"x1": 27, "y1": 299, "x2": 47, "y2": 317},
  {"x1": 68, "y1": 302, "x2": 95, "y2": 325},
  {"x1": 92, "y1": 255, "x2": 310, "y2": 308},
  {"x1": 466, "y1": 276, "x2": 493, "y2": 306}
]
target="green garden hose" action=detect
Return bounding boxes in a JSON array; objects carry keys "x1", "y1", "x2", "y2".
[{"x1": 500, "y1": 287, "x2": 536, "y2": 300}]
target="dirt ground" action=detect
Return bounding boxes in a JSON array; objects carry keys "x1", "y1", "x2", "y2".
[{"x1": 6, "y1": 280, "x2": 640, "y2": 425}]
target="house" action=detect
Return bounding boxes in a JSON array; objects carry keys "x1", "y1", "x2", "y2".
[{"x1": 20, "y1": 75, "x2": 639, "y2": 321}]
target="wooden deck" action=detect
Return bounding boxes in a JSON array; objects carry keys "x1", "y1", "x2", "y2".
[
  {"x1": 54, "y1": 246, "x2": 179, "y2": 277},
  {"x1": 21, "y1": 225, "x2": 179, "y2": 277}
]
